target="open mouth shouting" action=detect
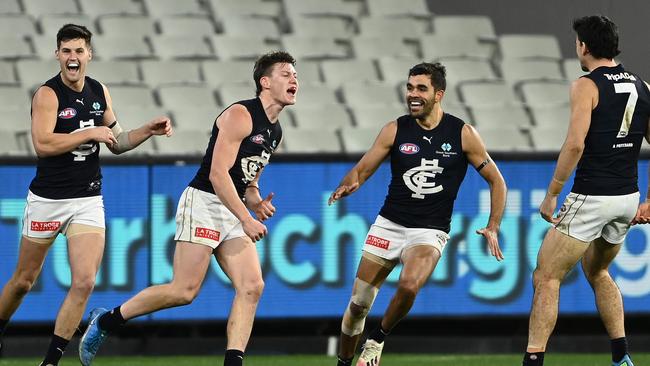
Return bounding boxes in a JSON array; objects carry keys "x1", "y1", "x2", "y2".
[
  {"x1": 66, "y1": 62, "x2": 80, "y2": 74},
  {"x1": 287, "y1": 86, "x2": 297, "y2": 97}
]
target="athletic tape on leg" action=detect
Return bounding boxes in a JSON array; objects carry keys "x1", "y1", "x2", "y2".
[{"x1": 341, "y1": 279, "x2": 379, "y2": 336}]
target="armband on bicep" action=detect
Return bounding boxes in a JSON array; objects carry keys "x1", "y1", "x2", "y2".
[
  {"x1": 475, "y1": 158, "x2": 491, "y2": 172},
  {"x1": 108, "y1": 121, "x2": 133, "y2": 154}
]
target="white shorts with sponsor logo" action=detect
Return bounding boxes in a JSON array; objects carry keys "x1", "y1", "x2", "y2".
[
  {"x1": 174, "y1": 187, "x2": 246, "y2": 249},
  {"x1": 22, "y1": 190, "x2": 105, "y2": 238},
  {"x1": 554, "y1": 191, "x2": 639, "y2": 244},
  {"x1": 362, "y1": 215, "x2": 449, "y2": 261}
]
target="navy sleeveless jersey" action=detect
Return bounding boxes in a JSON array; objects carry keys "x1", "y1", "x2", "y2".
[
  {"x1": 572, "y1": 64, "x2": 650, "y2": 195},
  {"x1": 379, "y1": 113, "x2": 468, "y2": 232},
  {"x1": 189, "y1": 98, "x2": 282, "y2": 198},
  {"x1": 29, "y1": 74, "x2": 106, "y2": 199}
]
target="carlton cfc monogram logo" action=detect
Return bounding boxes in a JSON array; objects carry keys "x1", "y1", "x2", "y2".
[{"x1": 402, "y1": 158, "x2": 444, "y2": 199}]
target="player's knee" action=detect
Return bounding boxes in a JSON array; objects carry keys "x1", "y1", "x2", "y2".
[
  {"x1": 397, "y1": 278, "x2": 420, "y2": 300},
  {"x1": 176, "y1": 288, "x2": 199, "y2": 305},
  {"x1": 583, "y1": 267, "x2": 609, "y2": 286},
  {"x1": 70, "y1": 276, "x2": 96, "y2": 297},
  {"x1": 11, "y1": 276, "x2": 36, "y2": 296},
  {"x1": 238, "y1": 278, "x2": 265, "y2": 301},
  {"x1": 532, "y1": 269, "x2": 558, "y2": 289},
  {"x1": 348, "y1": 301, "x2": 370, "y2": 319}
]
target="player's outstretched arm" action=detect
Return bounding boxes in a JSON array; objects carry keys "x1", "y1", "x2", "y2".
[
  {"x1": 101, "y1": 84, "x2": 172, "y2": 155},
  {"x1": 328, "y1": 121, "x2": 396, "y2": 205},
  {"x1": 210, "y1": 104, "x2": 267, "y2": 241},
  {"x1": 31, "y1": 86, "x2": 116, "y2": 157},
  {"x1": 540, "y1": 78, "x2": 595, "y2": 223},
  {"x1": 462, "y1": 124, "x2": 506, "y2": 261}
]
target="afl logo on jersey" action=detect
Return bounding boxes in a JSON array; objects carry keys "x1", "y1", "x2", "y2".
[
  {"x1": 250, "y1": 134, "x2": 265, "y2": 144},
  {"x1": 399, "y1": 143, "x2": 420, "y2": 155},
  {"x1": 58, "y1": 108, "x2": 77, "y2": 119}
]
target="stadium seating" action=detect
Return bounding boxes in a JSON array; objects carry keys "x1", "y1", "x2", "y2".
[{"x1": 0, "y1": 1, "x2": 586, "y2": 155}]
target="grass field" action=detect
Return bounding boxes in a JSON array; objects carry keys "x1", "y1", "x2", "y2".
[{"x1": 1, "y1": 354, "x2": 648, "y2": 366}]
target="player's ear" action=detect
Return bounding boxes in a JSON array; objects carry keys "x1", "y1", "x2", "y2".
[
  {"x1": 435, "y1": 89, "x2": 444, "y2": 103},
  {"x1": 260, "y1": 75, "x2": 270, "y2": 91}
]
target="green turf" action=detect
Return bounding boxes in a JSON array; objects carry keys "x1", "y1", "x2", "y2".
[{"x1": 1, "y1": 353, "x2": 648, "y2": 366}]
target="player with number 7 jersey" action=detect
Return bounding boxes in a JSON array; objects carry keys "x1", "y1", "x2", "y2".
[{"x1": 523, "y1": 15, "x2": 650, "y2": 366}]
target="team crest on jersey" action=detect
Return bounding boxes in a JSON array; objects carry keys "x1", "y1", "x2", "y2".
[
  {"x1": 403, "y1": 158, "x2": 444, "y2": 199},
  {"x1": 58, "y1": 108, "x2": 77, "y2": 119},
  {"x1": 399, "y1": 143, "x2": 420, "y2": 154},
  {"x1": 250, "y1": 134, "x2": 265, "y2": 144}
]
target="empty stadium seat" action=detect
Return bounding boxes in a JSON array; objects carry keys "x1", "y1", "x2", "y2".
[
  {"x1": 143, "y1": 0, "x2": 204, "y2": 17},
  {"x1": 0, "y1": 37, "x2": 33, "y2": 60},
  {"x1": 151, "y1": 35, "x2": 215, "y2": 60},
  {"x1": 358, "y1": 17, "x2": 431, "y2": 38},
  {"x1": 295, "y1": 60, "x2": 322, "y2": 85},
  {"x1": 290, "y1": 16, "x2": 356, "y2": 38},
  {"x1": 340, "y1": 126, "x2": 378, "y2": 154},
  {"x1": 281, "y1": 35, "x2": 349, "y2": 60},
  {"x1": 529, "y1": 127, "x2": 566, "y2": 151},
  {"x1": 93, "y1": 36, "x2": 155, "y2": 60},
  {"x1": 0, "y1": 132, "x2": 30, "y2": 156},
  {"x1": 283, "y1": 0, "x2": 361, "y2": 19},
  {"x1": 442, "y1": 59, "x2": 498, "y2": 83},
  {"x1": 157, "y1": 15, "x2": 216, "y2": 35},
  {"x1": 476, "y1": 127, "x2": 532, "y2": 151},
  {"x1": 421, "y1": 34, "x2": 493, "y2": 60},
  {"x1": 202, "y1": 60, "x2": 253, "y2": 87},
  {"x1": 157, "y1": 84, "x2": 218, "y2": 110},
  {"x1": 341, "y1": 82, "x2": 400, "y2": 105},
  {"x1": 171, "y1": 106, "x2": 220, "y2": 131},
  {"x1": 377, "y1": 57, "x2": 423, "y2": 85},
  {"x1": 0, "y1": 0, "x2": 20, "y2": 15},
  {"x1": 280, "y1": 127, "x2": 342, "y2": 153},
  {"x1": 470, "y1": 104, "x2": 533, "y2": 129},
  {"x1": 31, "y1": 35, "x2": 57, "y2": 60},
  {"x1": 350, "y1": 104, "x2": 406, "y2": 128},
  {"x1": 529, "y1": 104, "x2": 570, "y2": 129},
  {"x1": 0, "y1": 106, "x2": 31, "y2": 131},
  {"x1": 141, "y1": 60, "x2": 202, "y2": 86},
  {"x1": 0, "y1": 15, "x2": 38, "y2": 36},
  {"x1": 79, "y1": 0, "x2": 144, "y2": 17},
  {"x1": 98, "y1": 15, "x2": 157, "y2": 37},
  {"x1": 115, "y1": 106, "x2": 169, "y2": 127},
  {"x1": 39, "y1": 15, "x2": 96, "y2": 35},
  {"x1": 321, "y1": 60, "x2": 380, "y2": 87},
  {"x1": 444, "y1": 103, "x2": 472, "y2": 123},
  {"x1": 460, "y1": 81, "x2": 519, "y2": 108},
  {"x1": 501, "y1": 59, "x2": 564, "y2": 84},
  {"x1": 107, "y1": 85, "x2": 157, "y2": 109},
  {"x1": 87, "y1": 60, "x2": 141, "y2": 85},
  {"x1": 16, "y1": 60, "x2": 59, "y2": 90},
  {"x1": 157, "y1": 130, "x2": 211, "y2": 155},
  {"x1": 212, "y1": 35, "x2": 279, "y2": 60},
  {"x1": 23, "y1": 0, "x2": 79, "y2": 17},
  {"x1": 209, "y1": 0, "x2": 281, "y2": 19},
  {"x1": 562, "y1": 58, "x2": 586, "y2": 80},
  {"x1": 433, "y1": 15, "x2": 496, "y2": 40},
  {"x1": 351, "y1": 36, "x2": 418, "y2": 60},
  {"x1": 294, "y1": 83, "x2": 338, "y2": 106},
  {"x1": 367, "y1": 0, "x2": 430, "y2": 18},
  {"x1": 519, "y1": 80, "x2": 570, "y2": 107},
  {"x1": 499, "y1": 34, "x2": 562, "y2": 60},
  {"x1": 221, "y1": 16, "x2": 281, "y2": 38},
  {"x1": 218, "y1": 83, "x2": 257, "y2": 105},
  {"x1": 290, "y1": 104, "x2": 353, "y2": 130},
  {"x1": 0, "y1": 61, "x2": 16, "y2": 84}
]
